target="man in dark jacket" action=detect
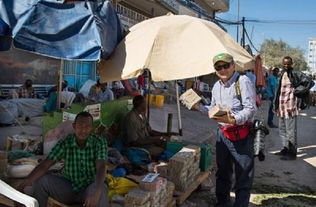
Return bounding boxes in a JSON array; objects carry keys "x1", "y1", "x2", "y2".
[{"x1": 274, "y1": 56, "x2": 314, "y2": 160}]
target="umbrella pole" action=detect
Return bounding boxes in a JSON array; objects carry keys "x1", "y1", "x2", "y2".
[
  {"x1": 175, "y1": 81, "x2": 183, "y2": 136},
  {"x1": 57, "y1": 60, "x2": 64, "y2": 111},
  {"x1": 146, "y1": 71, "x2": 151, "y2": 119}
]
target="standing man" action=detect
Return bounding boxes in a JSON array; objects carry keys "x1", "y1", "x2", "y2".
[
  {"x1": 310, "y1": 75, "x2": 316, "y2": 106},
  {"x1": 266, "y1": 67, "x2": 279, "y2": 128},
  {"x1": 245, "y1": 69, "x2": 256, "y2": 87},
  {"x1": 18, "y1": 112, "x2": 109, "y2": 207},
  {"x1": 274, "y1": 56, "x2": 314, "y2": 160},
  {"x1": 193, "y1": 53, "x2": 257, "y2": 207}
]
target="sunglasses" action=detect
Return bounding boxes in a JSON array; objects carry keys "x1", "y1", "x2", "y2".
[{"x1": 215, "y1": 63, "x2": 231, "y2": 71}]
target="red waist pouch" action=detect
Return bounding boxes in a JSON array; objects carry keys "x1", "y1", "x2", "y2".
[{"x1": 219, "y1": 122, "x2": 253, "y2": 141}]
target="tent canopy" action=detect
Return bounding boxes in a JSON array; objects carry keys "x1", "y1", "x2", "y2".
[
  {"x1": 99, "y1": 15, "x2": 254, "y2": 82},
  {"x1": 0, "y1": 0, "x2": 123, "y2": 60}
]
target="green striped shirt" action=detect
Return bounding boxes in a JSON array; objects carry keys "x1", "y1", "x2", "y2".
[{"x1": 47, "y1": 134, "x2": 107, "y2": 191}]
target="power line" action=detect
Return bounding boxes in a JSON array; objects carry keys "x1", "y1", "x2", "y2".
[
  {"x1": 244, "y1": 27, "x2": 260, "y2": 53},
  {"x1": 215, "y1": 17, "x2": 241, "y2": 25},
  {"x1": 215, "y1": 17, "x2": 316, "y2": 25},
  {"x1": 245, "y1": 19, "x2": 316, "y2": 24}
]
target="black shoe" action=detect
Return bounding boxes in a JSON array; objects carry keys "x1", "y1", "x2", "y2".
[
  {"x1": 274, "y1": 148, "x2": 288, "y2": 156},
  {"x1": 280, "y1": 154, "x2": 296, "y2": 160},
  {"x1": 215, "y1": 202, "x2": 232, "y2": 207}
]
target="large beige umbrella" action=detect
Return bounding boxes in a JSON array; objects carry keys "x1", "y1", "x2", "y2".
[{"x1": 99, "y1": 14, "x2": 254, "y2": 82}]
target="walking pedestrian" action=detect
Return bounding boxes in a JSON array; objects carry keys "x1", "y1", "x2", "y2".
[
  {"x1": 274, "y1": 56, "x2": 314, "y2": 160},
  {"x1": 266, "y1": 67, "x2": 279, "y2": 128},
  {"x1": 193, "y1": 53, "x2": 257, "y2": 207}
]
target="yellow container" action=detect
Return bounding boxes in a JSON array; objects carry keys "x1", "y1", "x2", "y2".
[
  {"x1": 155, "y1": 95, "x2": 164, "y2": 108},
  {"x1": 185, "y1": 81, "x2": 194, "y2": 90},
  {"x1": 146, "y1": 94, "x2": 155, "y2": 105}
]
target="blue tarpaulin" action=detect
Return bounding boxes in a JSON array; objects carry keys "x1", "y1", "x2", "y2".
[
  {"x1": 0, "y1": 18, "x2": 10, "y2": 35},
  {"x1": 0, "y1": 0, "x2": 123, "y2": 60}
]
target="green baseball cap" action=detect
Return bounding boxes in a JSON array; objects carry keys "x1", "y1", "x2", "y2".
[{"x1": 213, "y1": 53, "x2": 234, "y2": 65}]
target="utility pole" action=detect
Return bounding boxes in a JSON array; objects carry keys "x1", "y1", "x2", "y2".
[
  {"x1": 242, "y1": 16, "x2": 245, "y2": 48},
  {"x1": 236, "y1": 0, "x2": 240, "y2": 43}
]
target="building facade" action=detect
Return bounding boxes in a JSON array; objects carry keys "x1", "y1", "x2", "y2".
[
  {"x1": 0, "y1": 0, "x2": 230, "y2": 92},
  {"x1": 308, "y1": 38, "x2": 316, "y2": 73},
  {"x1": 113, "y1": 0, "x2": 230, "y2": 29},
  {"x1": 64, "y1": 0, "x2": 230, "y2": 90}
]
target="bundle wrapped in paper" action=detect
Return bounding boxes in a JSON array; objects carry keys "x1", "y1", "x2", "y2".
[
  {"x1": 179, "y1": 89, "x2": 201, "y2": 109},
  {"x1": 208, "y1": 105, "x2": 228, "y2": 118}
]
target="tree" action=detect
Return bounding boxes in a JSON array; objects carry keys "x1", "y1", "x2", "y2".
[{"x1": 260, "y1": 39, "x2": 308, "y2": 71}]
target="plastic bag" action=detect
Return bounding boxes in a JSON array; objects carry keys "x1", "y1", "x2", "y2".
[{"x1": 105, "y1": 174, "x2": 138, "y2": 200}]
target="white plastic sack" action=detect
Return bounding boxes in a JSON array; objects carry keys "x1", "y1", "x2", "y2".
[
  {"x1": 0, "y1": 100, "x2": 19, "y2": 124},
  {"x1": 44, "y1": 120, "x2": 74, "y2": 155},
  {"x1": 79, "y1": 79, "x2": 96, "y2": 98},
  {"x1": 7, "y1": 164, "x2": 36, "y2": 178},
  {"x1": 0, "y1": 99, "x2": 44, "y2": 124}
]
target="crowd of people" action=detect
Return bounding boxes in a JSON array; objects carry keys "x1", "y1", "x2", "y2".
[
  {"x1": 2, "y1": 53, "x2": 316, "y2": 207},
  {"x1": 2, "y1": 79, "x2": 144, "y2": 112}
]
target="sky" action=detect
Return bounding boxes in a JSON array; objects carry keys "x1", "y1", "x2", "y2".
[{"x1": 217, "y1": 0, "x2": 316, "y2": 57}]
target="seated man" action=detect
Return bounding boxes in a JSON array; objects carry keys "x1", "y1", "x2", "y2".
[
  {"x1": 88, "y1": 80, "x2": 102, "y2": 102},
  {"x1": 112, "y1": 81, "x2": 125, "y2": 99},
  {"x1": 18, "y1": 79, "x2": 36, "y2": 98},
  {"x1": 44, "y1": 81, "x2": 76, "y2": 111},
  {"x1": 122, "y1": 95, "x2": 176, "y2": 158},
  {"x1": 97, "y1": 83, "x2": 114, "y2": 103},
  {"x1": 18, "y1": 112, "x2": 108, "y2": 207}
]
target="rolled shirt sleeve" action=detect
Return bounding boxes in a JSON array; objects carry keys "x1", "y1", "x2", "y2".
[
  {"x1": 199, "y1": 91, "x2": 216, "y2": 115},
  {"x1": 231, "y1": 75, "x2": 257, "y2": 125},
  {"x1": 96, "y1": 137, "x2": 107, "y2": 161}
]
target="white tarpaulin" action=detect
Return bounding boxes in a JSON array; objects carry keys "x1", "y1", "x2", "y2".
[{"x1": 0, "y1": 99, "x2": 45, "y2": 124}]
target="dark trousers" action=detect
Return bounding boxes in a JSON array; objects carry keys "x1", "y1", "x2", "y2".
[
  {"x1": 268, "y1": 97, "x2": 275, "y2": 125},
  {"x1": 216, "y1": 129, "x2": 254, "y2": 207},
  {"x1": 33, "y1": 174, "x2": 109, "y2": 207}
]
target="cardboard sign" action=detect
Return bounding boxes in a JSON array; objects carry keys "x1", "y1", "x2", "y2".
[
  {"x1": 62, "y1": 112, "x2": 76, "y2": 122},
  {"x1": 84, "y1": 104, "x2": 101, "y2": 121}
]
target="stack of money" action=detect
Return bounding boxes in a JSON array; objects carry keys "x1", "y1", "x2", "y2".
[
  {"x1": 141, "y1": 177, "x2": 168, "y2": 207},
  {"x1": 166, "y1": 181, "x2": 175, "y2": 205},
  {"x1": 154, "y1": 162, "x2": 168, "y2": 178},
  {"x1": 167, "y1": 145, "x2": 201, "y2": 192},
  {"x1": 125, "y1": 188, "x2": 151, "y2": 207}
]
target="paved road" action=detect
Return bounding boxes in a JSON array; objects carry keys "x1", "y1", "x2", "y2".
[{"x1": 150, "y1": 101, "x2": 316, "y2": 206}]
